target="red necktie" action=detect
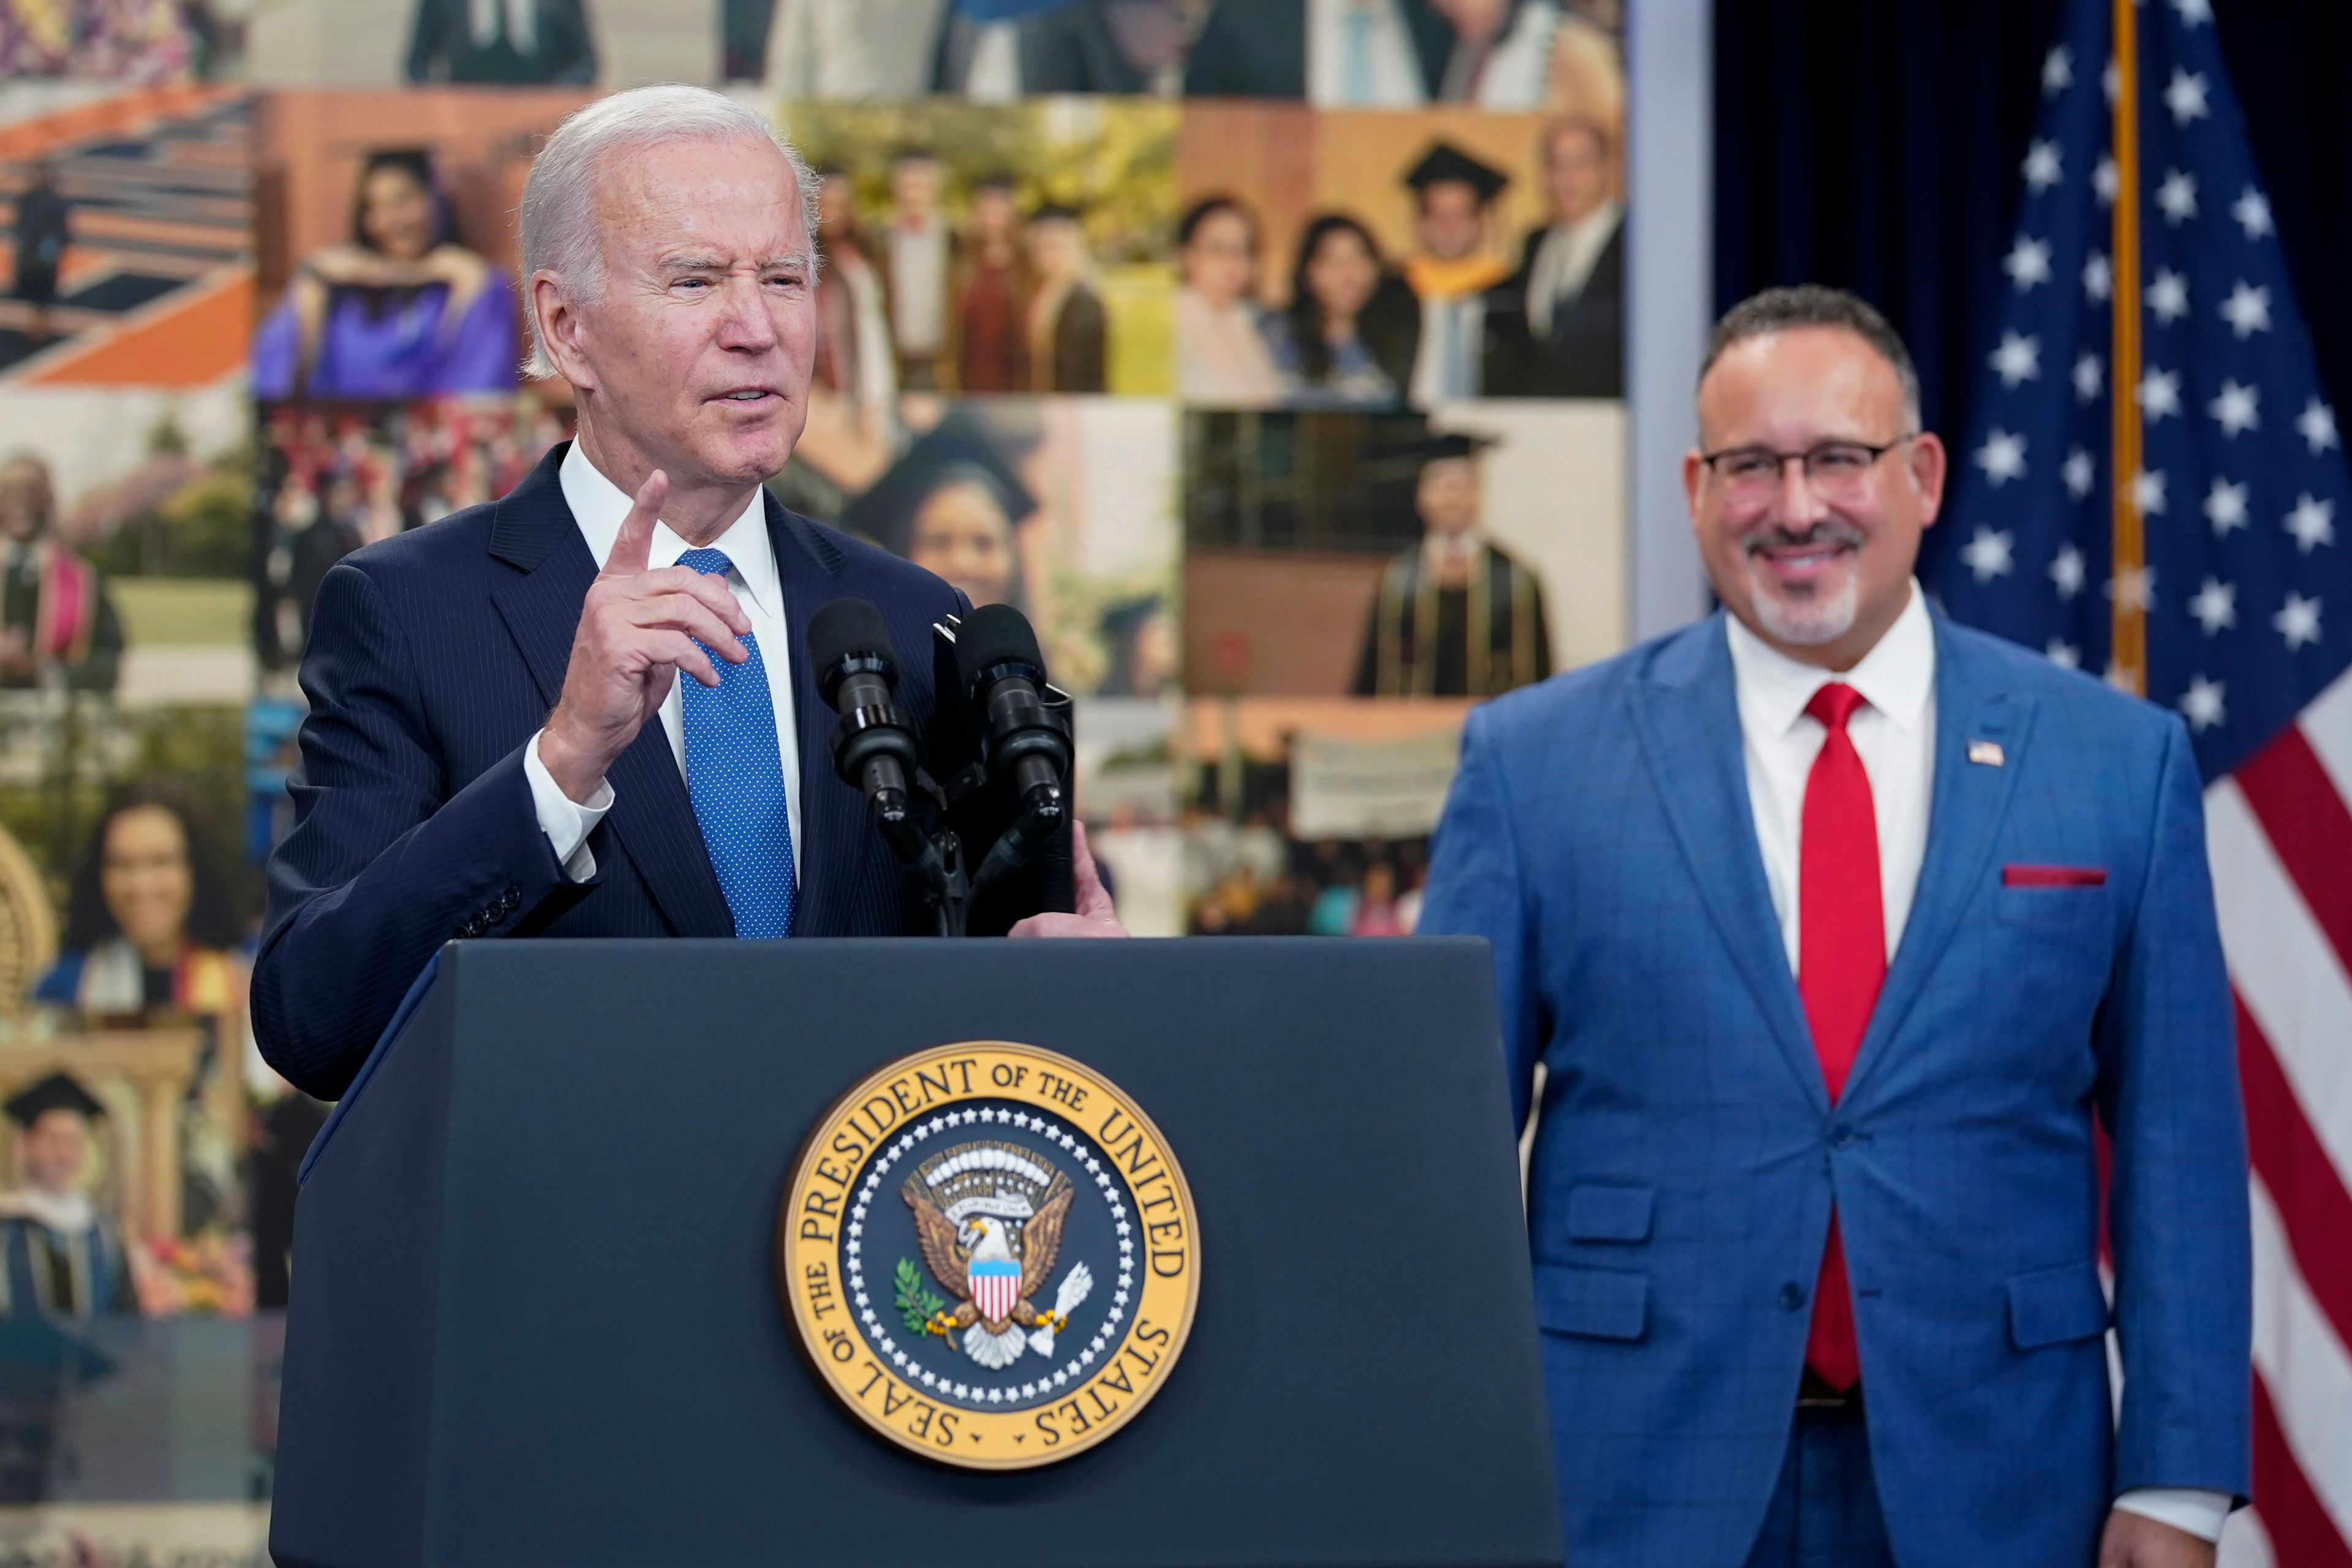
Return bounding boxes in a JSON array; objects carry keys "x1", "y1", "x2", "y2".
[{"x1": 1798, "y1": 682, "x2": 1883, "y2": 1392}]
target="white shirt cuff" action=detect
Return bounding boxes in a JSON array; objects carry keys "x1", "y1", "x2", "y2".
[
  {"x1": 2113, "y1": 1487, "x2": 2232, "y2": 1544},
  {"x1": 524, "y1": 729, "x2": 613, "y2": 883}
]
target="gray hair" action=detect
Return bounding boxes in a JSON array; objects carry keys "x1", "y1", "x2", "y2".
[
  {"x1": 1701, "y1": 284, "x2": 1923, "y2": 430},
  {"x1": 518, "y1": 84, "x2": 822, "y2": 380}
]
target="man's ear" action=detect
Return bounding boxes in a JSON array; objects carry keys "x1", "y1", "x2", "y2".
[
  {"x1": 1907, "y1": 431, "x2": 1949, "y2": 529},
  {"x1": 530, "y1": 271, "x2": 595, "y2": 393}
]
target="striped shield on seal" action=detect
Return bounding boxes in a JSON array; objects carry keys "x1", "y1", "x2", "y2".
[{"x1": 970, "y1": 1257, "x2": 1021, "y2": 1324}]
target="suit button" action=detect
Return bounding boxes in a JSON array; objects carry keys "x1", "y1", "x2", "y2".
[
  {"x1": 501, "y1": 886, "x2": 520, "y2": 910},
  {"x1": 1828, "y1": 1123, "x2": 1856, "y2": 1148},
  {"x1": 1778, "y1": 1282, "x2": 1807, "y2": 1311}
]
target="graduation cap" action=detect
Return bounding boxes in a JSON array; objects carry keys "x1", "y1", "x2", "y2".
[
  {"x1": 840, "y1": 412, "x2": 1038, "y2": 559},
  {"x1": 1098, "y1": 594, "x2": 1163, "y2": 641},
  {"x1": 4, "y1": 1074, "x2": 105, "y2": 1129},
  {"x1": 1407, "y1": 429, "x2": 1502, "y2": 465},
  {"x1": 1403, "y1": 142, "x2": 1509, "y2": 205}
]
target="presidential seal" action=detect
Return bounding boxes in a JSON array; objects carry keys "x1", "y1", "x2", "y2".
[{"x1": 778, "y1": 1042, "x2": 1199, "y2": 1469}]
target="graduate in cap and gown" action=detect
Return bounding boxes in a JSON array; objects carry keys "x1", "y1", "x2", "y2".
[
  {"x1": 0, "y1": 1075, "x2": 137, "y2": 1321},
  {"x1": 0, "y1": 1074, "x2": 131, "y2": 1503},
  {"x1": 842, "y1": 412, "x2": 1039, "y2": 613},
  {"x1": 1354, "y1": 430, "x2": 1552, "y2": 697},
  {"x1": 1398, "y1": 141, "x2": 1514, "y2": 404},
  {"x1": 0, "y1": 453, "x2": 125, "y2": 696}
]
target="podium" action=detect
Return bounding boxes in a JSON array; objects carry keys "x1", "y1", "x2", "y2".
[{"x1": 271, "y1": 939, "x2": 1562, "y2": 1568}]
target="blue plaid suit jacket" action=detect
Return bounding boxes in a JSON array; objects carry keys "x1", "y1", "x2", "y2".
[
  {"x1": 252, "y1": 444, "x2": 965, "y2": 1101},
  {"x1": 1419, "y1": 609, "x2": 2250, "y2": 1568}
]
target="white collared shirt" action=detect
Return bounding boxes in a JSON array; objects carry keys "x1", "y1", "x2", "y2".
[
  {"x1": 1308, "y1": 0, "x2": 1427, "y2": 106},
  {"x1": 888, "y1": 218, "x2": 949, "y2": 353},
  {"x1": 521, "y1": 440, "x2": 802, "y2": 885},
  {"x1": 1527, "y1": 201, "x2": 1621, "y2": 339},
  {"x1": 1724, "y1": 582, "x2": 2228, "y2": 1545},
  {"x1": 1725, "y1": 579, "x2": 1936, "y2": 971}
]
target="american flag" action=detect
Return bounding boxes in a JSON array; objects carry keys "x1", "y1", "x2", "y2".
[{"x1": 1936, "y1": 0, "x2": 2352, "y2": 1560}]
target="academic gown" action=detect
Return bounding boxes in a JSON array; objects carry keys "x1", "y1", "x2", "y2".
[
  {"x1": 1354, "y1": 539, "x2": 1553, "y2": 698},
  {"x1": 0, "y1": 1208, "x2": 135, "y2": 1320}
]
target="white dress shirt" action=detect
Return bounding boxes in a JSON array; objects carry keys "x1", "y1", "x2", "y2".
[
  {"x1": 1409, "y1": 292, "x2": 1488, "y2": 404},
  {"x1": 887, "y1": 219, "x2": 949, "y2": 355},
  {"x1": 1726, "y1": 579, "x2": 1936, "y2": 971},
  {"x1": 521, "y1": 440, "x2": 802, "y2": 886},
  {"x1": 1308, "y1": 0, "x2": 1427, "y2": 106},
  {"x1": 761, "y1": 0, "x2": 946, "y2": 99},
  {"x1": 1526, "y1": 201, "x2": 1622, "y2": 339},
  {"x1": 1724, "y1": 581, "x2": 2228, "y2": 1544},
  {"x1": 1306, "y1": 0, "x2": 1561, "y2": 107}
]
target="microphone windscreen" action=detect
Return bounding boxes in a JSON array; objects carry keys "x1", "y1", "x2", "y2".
[
  {"x1": 953, "y1": 603, "x2": 1047, "y2": 693},
  {"x1": 806, "y1": 597, "x2": 897, "y2": 679}
]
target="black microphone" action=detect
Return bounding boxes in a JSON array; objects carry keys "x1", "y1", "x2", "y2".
[
  {"x1": 805, "y1": 598, "x2": 924, "y2": 849},
  {"x1": 951, "y1": 603, "x2": 1071, "y2": 818}
]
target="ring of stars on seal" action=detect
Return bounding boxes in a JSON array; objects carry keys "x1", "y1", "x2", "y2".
[{"x1": 777, "y1": 1041, "x2": 1199, "y2": 1469}]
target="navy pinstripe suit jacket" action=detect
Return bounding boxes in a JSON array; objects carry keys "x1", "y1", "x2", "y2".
[{"x1": 253, "y1": 443, "x2": 965, "y2": 1100}]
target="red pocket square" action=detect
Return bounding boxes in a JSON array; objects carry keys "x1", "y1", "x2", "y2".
[{"x1": 2003, "y1": 864, "x2": 2107, "y2": 888}]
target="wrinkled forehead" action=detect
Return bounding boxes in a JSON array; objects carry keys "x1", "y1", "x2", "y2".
[{"x1": 590, "y1": 134, "x2": 809, "y2": 268}]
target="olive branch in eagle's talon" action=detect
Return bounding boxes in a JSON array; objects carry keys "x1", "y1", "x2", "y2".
[{"x1": 893, "y1": 1257, "x2": 948, "y2": 1336}]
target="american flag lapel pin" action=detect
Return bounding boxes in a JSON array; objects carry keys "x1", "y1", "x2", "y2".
[{"x1": 1968, "y1": 740, "x2": 2005, "y2": 767}]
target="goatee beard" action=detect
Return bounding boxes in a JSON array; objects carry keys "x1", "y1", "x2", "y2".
[{"x1": 1743, "y1": 539, "x2": 1862, "y2": 649}]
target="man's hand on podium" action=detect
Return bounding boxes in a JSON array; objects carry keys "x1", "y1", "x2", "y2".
[{"x1": 1009, "y1": 821, "x2": 1128, "y2": 939}]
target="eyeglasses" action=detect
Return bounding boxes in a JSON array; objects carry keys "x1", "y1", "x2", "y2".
[{"x1": 1697, "y1": 435, "x2": 1915, "y2": 504}]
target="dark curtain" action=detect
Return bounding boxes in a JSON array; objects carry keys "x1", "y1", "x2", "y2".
[{"x1": 1713, "y1": 0, "x2": 2352, "y2": 514}]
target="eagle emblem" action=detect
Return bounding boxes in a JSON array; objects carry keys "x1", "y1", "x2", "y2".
[{"x1": 901, "y1": 1140, "x2": 1095, "y2": 1370}]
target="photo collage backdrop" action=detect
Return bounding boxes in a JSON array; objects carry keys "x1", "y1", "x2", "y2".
[{"x1": 0, "y1": 0, "x2": 1625, "y2": 1548}]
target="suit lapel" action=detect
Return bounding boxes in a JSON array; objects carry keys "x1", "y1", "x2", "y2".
[
  {"x1": 769, "y1": 494, "x2": 851, "y2": 936},
  {"x1": 486, "y1": 445, "x2": 734, "y2": 939},
  {"x1": 1630, "y1": 616, "x2": 1825, "y2": 1109},
  {"x1": 1839, "y1": 616, "x2": 2036, "y2": 1105}
]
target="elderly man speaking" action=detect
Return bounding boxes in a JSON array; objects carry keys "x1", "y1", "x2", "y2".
[{"x1": 254, "y1": 86, "x2": 1118, "y2": 1102}]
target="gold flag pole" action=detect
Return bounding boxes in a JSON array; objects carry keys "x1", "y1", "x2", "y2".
[{"x1": 2110, "y1": 0, "x2": 2146, "y2": 695}]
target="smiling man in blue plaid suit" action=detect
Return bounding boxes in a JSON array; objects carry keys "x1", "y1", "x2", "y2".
[{"x1": 1420, "y1": 287, "x2": 2250, "y2": 1568}]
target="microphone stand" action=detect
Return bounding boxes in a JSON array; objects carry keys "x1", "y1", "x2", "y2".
[
  {"x1": 865, "y1": 788, "x2": 1062, "y2": 940},
  {"x1": 857, "y1": 784, "x2": 972, "y2": 939},
  {"x1": 823, "y1": 609, "x2": 1070, "y2": 937}
]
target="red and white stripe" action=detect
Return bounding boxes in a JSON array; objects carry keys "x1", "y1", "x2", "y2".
[
  {"x1": 971, "y1": 1264, "x2": 1020, "y2": 1325},
  {"x1": 2213, "y1": 669, "x2": 2352, "y2": 1566}
]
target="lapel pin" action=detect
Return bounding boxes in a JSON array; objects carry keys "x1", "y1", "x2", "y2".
[{"x1": 1968, "y1": 740, "x2": 2005, "y2": 767}]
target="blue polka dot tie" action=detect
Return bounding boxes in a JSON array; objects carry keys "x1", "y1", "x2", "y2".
[{"x1": 676, "y1": 548, "x2": 796, "y2": 939}]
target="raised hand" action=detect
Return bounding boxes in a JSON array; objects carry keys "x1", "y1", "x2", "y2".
[{"x1": 537, "y1": 470, "x2": 751, "y2": 802}]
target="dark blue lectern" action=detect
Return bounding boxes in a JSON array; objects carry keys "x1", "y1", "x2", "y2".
[{"x1": 271, "y1": 939, "x2": 1562, "y2": 1567}]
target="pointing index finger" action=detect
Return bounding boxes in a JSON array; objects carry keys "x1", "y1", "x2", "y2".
[{"x1": 602, "y1": 469, "x2": 668, "y2": 578}]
